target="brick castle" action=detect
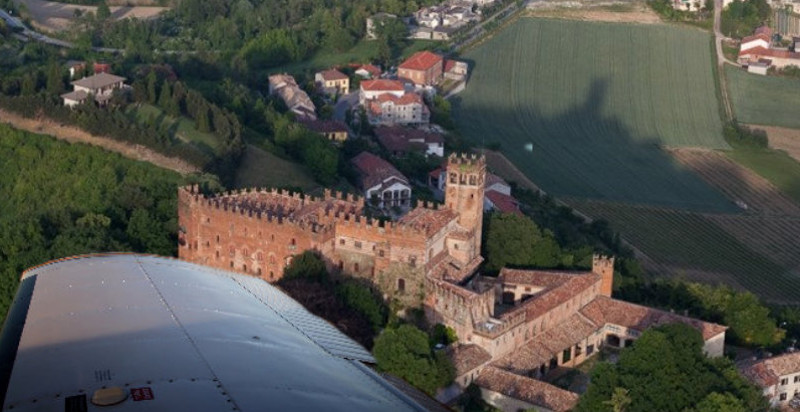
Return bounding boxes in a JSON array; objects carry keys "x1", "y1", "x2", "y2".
[{"x1": 178, "y1": 152, "x2": 726, "y2": 411}]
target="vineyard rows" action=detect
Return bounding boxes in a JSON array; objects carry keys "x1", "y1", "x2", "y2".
[{"x1": 566, "y1": 198, "x2": 800, "y2": 304}]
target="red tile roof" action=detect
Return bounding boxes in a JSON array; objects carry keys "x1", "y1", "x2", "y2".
[
  {"x1": 351, "y1": 151, "x2": 408, "y2": 190},
  {"x1": 357, "y1": 64, "x2": 382, "y2": 77},
  {"x1": 500, "y1": 271, "x2": 600, "y2": 321},
  {"x1": 741, "y1": 33, "x2": 770, "y2": 45},
  {"x1": 399, "y1": 51, "x2": 443, "y2": 72},
  {"x1": 447, "y1": 344, "x2": 492, "y2": 376},
  {"x1": 375, "y1": 126, "x2": 443, "y2": 153},
  {"x1": 739, "y1": 46, "x2": 800, "y2": 60},
  {"x1": 360, "y1": 79, "x2": 404, "y2": 92},
  {"x1": 475, "y1": 367, "x2": 579, "y2": 412},
  {"x1": 740, "y1": 351, "x2": 800, "y2": 388},
  {"x1": 485, "y1": 191, "x2": 520, "y2": 214},
  {"x1": 443, "y1": 59, "x2": 457, "y2": 73},
  {"x1": 317, "y1": 69, "x2": 348, "y2": 81},
  {"x1": 484, "y1": 172, "x2": 508, "y2": 189},
  {"x1": 579, "y1": 296, "x2": 727, "y2": 341},
  {"x1": 399, "y1": 207, "x2": 458, "y2": 237},
  {"x1": 755, "y1": 25, "x2": 773, "y2": 37}
]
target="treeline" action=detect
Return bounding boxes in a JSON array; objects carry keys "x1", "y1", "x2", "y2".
[
  {"x1": 721, "y1": 0, "x2": 771, "y2": 38},
  {"x1": 0, "y1": 124, "x2": 186, "y2": 319},
  {"x1": 0, "y1": 62, "x2": 244, "y2": 184}
]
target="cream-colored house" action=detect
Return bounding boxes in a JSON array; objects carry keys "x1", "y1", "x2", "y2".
[
  {"x1": 61, "y1": 72, "x2": 127, "y2": 108},
  {"x1": 740, "y1": 351, "x2": 800, "y2": 407},
  {"x1": 314, "y1": 69, "x2": 349, "y2": 97}
]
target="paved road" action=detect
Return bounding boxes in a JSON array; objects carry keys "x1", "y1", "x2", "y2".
[{"x1": 333, "y1": 91, "x2": 358, "y2": 122}]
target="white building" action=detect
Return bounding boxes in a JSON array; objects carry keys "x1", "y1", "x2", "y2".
[
  {"x1": 359, "y1": 79, "x2": 406, "y2": 105},
  {"x1": 351, "y1": 151, "x2": 412, "y2": 209},
  {"x1": 366, "y1": 92, "x2": 430, "y2": 126},
  {"x1": 61, "y1": 72, "x2": 127, "y2": 108},
  {"x1": 740, "y1": 351, "x2": 800, "y2": 407}
]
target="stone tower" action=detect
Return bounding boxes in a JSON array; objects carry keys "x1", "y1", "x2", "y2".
[
  {"x1": 592, "y1": 254, "x2": 615, "y2": 297},
  {"x1": 445, "y1": 153, "x2": 486, "y2": 258}
]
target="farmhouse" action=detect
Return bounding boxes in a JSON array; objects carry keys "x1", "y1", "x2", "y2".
[
  {"x1": 61, "y1": 72, "x2": 127, "y2": 108},
  {"x1": 740, "y1": 351, "x2": 800, "y2": 407},
  {"x1": 399, "y1": 51, "x2": 444, "y2": 86},
  {"x1": 315, "y1": 69, "x2": 349, "y2": 97},
  {"x1": 375, "y1": 126, "x2": 444, "y2": 157},
  {"x1": 351, "y1": 151, "x2": 413, "y2": 210},
  {"x1": 739, "y1": 26, "x2": 800, "y2": 70},
  {"x1": 268, "y1": 74, "x2": 316, "y2": 120}
]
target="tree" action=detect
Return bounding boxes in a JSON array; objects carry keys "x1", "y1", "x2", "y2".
[
  {"x1": 484, "y1": 212, "x2": 562, "y2": 272},
  {"x1": 45, "y1": 62, "x2": 64, "y2": 95},
  {"x1": 146, "y1": 71, "x2": 158, "y2": 104},
  {"x1": 373, "y1": 324, "x2": 455, "y2": 394},
  {"x1": 282, "y1": 250, "x2": 328, "y2": 282},
  {"x1": 690, "y1": 392, "x2": 747, "y2": 412},
  {"x1": 603, "y1": 388, "x2": 632, "y2": 412},
  {"x1": 336, "y1": 280, "x2": 388, "y2": 332},
  {"x1": 97, "y1": 1, "x2": 111, "y2": 20}
]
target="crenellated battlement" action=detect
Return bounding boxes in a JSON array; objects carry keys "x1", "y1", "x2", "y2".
[{"x1": 447, "y1": 152, "x2": 486, "y2": 169}]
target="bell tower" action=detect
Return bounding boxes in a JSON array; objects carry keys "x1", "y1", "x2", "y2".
[{"x1": 445, "y1": 153, "x2": 486, "y2": 256}]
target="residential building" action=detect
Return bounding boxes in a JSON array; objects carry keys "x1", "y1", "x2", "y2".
[
  {"x1": 355, "y1": 64, "x2": 382, "y2": 79},
  {"x1": 398, "y1": 51, "x2": 444, "y2": 86},
  {"x1": 268, "y1": 74, "x2": 316, "y2": 120},
  {"x1": 359, "y1": 79, "x2": 406, "y2": 105},
  {"x1": 484, "y1": 191, "x2": 521, "y2": 215},
  {"x1": 315, "y1": 69, "x2": 349, "y2": 97},
  {"x1": 375, "y1": 126, "x2": 444, "y2": 157},
  {"x1": 738, "y1": 26, "x2": 800, "y2": 70},
  {"x1": 444, "y1": 60, "x2": 469, "y2": 82},
  {"x1": 351, "y1": 151, "x2": 412, "y2": 209},
  {"x1": 366, "y1": 92, "x2": 430, "y2": 126},
  {"x1": 65, "y1": 60, "x2": 85, "y2": 79},
  {"x1": 61, "y1": 72, "x2": 127, "y2": 108},
  {"x1": 299, "y1": 118, "x2": 349, "y2": 143},
  {"x1": 740, "y1": 351, "x2": 800, "y2": 407}
]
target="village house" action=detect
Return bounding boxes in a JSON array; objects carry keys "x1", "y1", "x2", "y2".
[
  {"x1": 268, "y1": 74, "x2": 316, "y2": 120},
  {"x1": 375, "y1": 126, "x2": 444, "y2": 157},
  {"x1": 739, "y1": 26, "x2": 800, "y2": 70},
  {"x1": 299, "y1": 118, "x2": 349, "y2": 143},
  {"x1": 355, "y1": 64, "x2": 382, "y2": 79},
  {"x1": 399, "y1": 51, "x2": 444, "y2": 86},
  {"x1": 65, "y1": 60, "x2": 86, "y2": 79},
  {"x1": 314, "y1": 69, "x2": 349, "y2": 97},
  {"x1": 740, "y1": 351, "x2": 800, "y2": 407},
  {"x1": 61, "y1": 72, "x2": 127, "y2": 108},
  {"x1": 351, "y1": 151, "x2": 413, "y2": 210},
  {"x1": 366, "y1": 92, "x2": 430, "y2": 126},
  {"x1": 359, "y1": 79, "x2": 407, "y2": 105},
  {"x1": 444, "y1": 60, "x2": 469, "y2": 82},
  {"x1": 178, "y1": 153, "x2": 726, "y2": 411}
]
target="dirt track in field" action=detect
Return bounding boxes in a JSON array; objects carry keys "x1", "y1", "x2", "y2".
[
  {"x1": 525, "y1": 4, "x2": 661, "y2": 24},
  {"x1": 0, "y1": 108, "x2": 198, "y2": 175}
]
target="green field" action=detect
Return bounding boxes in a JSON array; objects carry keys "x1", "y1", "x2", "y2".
[
  {"x1": 726, "y1": 65, "x2": 800, "y2": 129},
  {"x1": 455, "y1": 18, "x2": 734, "y2": 211},
  {"x1": 127, "y1": 104, "x2": 221, "y2": 156},
  {"x1": 727, "y1": 148, "x2": 800, "y2": 204}
]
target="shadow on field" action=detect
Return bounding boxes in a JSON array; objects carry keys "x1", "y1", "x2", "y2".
[{"x1": 452, "y1": 78, "x2": 738, "y2": 213}]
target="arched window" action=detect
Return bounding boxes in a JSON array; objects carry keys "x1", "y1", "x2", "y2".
[
  {"x1": 216, "y1": 250, "x2": 220, "y2": 259},
  {"x1": 397, "y1": 278, "x2": 405, "y2": 292},
  {"x1": 243, "y1": 248, "x2": 249, "y2": 258},
  {"x1": 243, "y1": 264, "x2": 247, "y2": 273},
  {"x1": 269, "y1": 255, "x2": 276, "y2": 265},
  {"x1": 291, "y1": 238, "x2": 296, "y2": 246},
  {"x1": 229, "y1": 246, "x2": 235, "y2": 257},
  {"x1": 354, "y1": 263, "x2": 359, "y2": 272},
  {"x1": 257, "y1": 268, "x2": 262, "y2": 276},
  {"x1": 257, "y1": 252, "x2": 264, "y2": 262},
  {"x1": 216, "y1": 235, "x2": 220, "y2": 244}
]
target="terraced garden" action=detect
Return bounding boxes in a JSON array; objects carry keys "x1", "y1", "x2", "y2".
[
  {"x1": 455, "y1": 18, "x2": 732, "y2": 211},
  {"x1": 726, "y1": 65, "x2": 800, "y2": 129}
]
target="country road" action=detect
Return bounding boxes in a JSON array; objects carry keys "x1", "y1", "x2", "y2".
[{"x1": 714, "y1": 0, "x2": 737, "y2": 121}]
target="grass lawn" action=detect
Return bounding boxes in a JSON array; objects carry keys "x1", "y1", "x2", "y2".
[
  {"x1": 455, "y1": 18, "x2": 733, "y2": 212},
  {"x1": 272, "y1": 40, "x2": 441, "y2": 75},
  {"x1": 727, "y1": 148, "x2": 800, "y2": 205},
  {"x1": 233, "y1": 144, "x2": 318, "y2": 192},
  {"x1": 127, "y1": 103, "x2": 221, "y2": 156},
  {"x1": 726, "y1": 64, "x2": 800, "y2": 129}
]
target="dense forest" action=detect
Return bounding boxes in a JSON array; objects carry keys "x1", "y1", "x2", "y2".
[{"x1": 0, "y1": 124, "x2": 186, "y2": 318}]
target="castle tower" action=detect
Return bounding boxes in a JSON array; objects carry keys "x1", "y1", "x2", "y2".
[
  {"x1": 445, "y1": 153, "x2": 486, "y2": 258},
  {"x1": 592, "y1": 254, "x2": 615, "y2": 297}
]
